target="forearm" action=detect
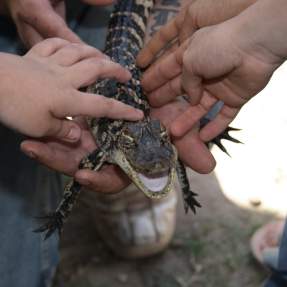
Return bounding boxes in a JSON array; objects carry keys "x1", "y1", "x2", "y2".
[{"x1": 231, "y1": 0, "x2": 287, "y2": 64}]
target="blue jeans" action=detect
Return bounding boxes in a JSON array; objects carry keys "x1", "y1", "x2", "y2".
[{"x1": 0, "y1": 3, "x2": 110, "y2": 287}]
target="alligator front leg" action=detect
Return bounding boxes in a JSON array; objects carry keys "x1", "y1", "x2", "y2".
[
  {"x1": 34, "y1": 148, "x2": 107, "y2": 239},
  {"x1": 176, "y1": 160, "x2": 201, "y2": 214}
]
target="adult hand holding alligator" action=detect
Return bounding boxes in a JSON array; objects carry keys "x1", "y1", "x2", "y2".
[
  {"x1": 137, "y1": 0, "x2": 256, "y2": 172},
  {"x1": 138, "y1": 0, "x2": 287, "y2": 149},
  {"x1": 1, "y1": 0, "x2": 114, "y2": 47}
]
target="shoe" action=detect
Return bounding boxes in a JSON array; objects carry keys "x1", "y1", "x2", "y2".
[
  {"x1": 84, "y1": 183, "x2": 177, "y2": 258},
  {"x1": 250, "y1": 220, "x2": 284, "y2": 270}
]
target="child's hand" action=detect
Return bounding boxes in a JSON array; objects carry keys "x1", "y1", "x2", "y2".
[{"x1": 0, "y1": 38, "x2": 143, "y2": 142}]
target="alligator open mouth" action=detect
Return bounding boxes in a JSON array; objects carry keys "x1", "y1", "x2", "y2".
[
  {"x1": 138, "y1": 172, "x2": 170, "y2": 192},
  {"x1": 114, "y1": 150, "x2": 175, "y2": 198}
]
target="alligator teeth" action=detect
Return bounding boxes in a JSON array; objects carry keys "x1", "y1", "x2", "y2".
[{"x1": 138, "y1": 173, "x2": 169, "y2": 192}]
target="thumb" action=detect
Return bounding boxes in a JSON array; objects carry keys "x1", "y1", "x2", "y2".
[
  {"x1": 48, "y1": 119, "x2": 82, "y2": 143},
  {"x1": 179, "y1": 5, "x2": 198, "y2": 44},
  {"x1": 181, "y1": 46, "x2": 203, "y2": 106}
]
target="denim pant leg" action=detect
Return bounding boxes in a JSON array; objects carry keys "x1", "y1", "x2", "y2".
[{"x1": 0, "y1": 17, "x2": 62, "y2": 287}]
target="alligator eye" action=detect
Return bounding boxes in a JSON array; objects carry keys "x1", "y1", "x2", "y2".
[
  {"x1": 121, "y1": 134, "x2": 136, "y2": 149},
  {"x1": 160, "y1": 130, "x2": 169, "y2": 139}
]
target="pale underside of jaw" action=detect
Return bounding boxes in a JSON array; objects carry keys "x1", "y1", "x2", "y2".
[
  {"x1": 114, "y1": 150, "x2": 175, "y2": 198},
  {"x1": 138, "y1": 173, "x2": 169, "y2": 192}
]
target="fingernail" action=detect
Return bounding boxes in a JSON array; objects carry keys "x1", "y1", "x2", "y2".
[
  {"x1": 23, "y1": 149, "x2": 37, "y2": 159},
  {"x1": 66, "y1": 126, "x2": 81, "y2": 141},
  {"x1": 135, "y1": 110, "x2": 144, "y2": 119},
  {"x1": 76, "y1": 177, "x2": 91, "y2": 186}
]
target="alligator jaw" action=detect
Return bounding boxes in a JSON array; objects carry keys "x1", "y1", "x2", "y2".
[{"x1": 113, "y1": 150, "x2": 175, "y2": 198}]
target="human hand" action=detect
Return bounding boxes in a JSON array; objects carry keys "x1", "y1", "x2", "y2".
[
  {"x1": 141, "y1": 22, "x2": 281, "y2": 142},
  {"x1": 0, "y1": 38, "x2": 143, "y2": 142},
  {"x1": 21, "y1": 117, "x2": 130, "y2": 193},
  {"x1": 137, "y1": 0, "x2": 256, "y2": 68},
  {"x1": 139, "y1": 0, "x2": 287, "y2": 142},
  {"x1": 4, "y1": 0, "x2": 81, "y2": 47},
  {"x1": 4, "y1": 0, "x2": 114, "y2": 48}
]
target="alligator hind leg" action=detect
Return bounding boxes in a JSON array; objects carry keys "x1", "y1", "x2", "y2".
[
  {"x1": 176, "y1": 160, "x2": 201, "y2": 214},
  {"x1": 35, "y1": 148, "x2": 107, "y2": 239}
]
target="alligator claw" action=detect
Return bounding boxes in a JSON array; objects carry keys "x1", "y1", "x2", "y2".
[
  {"x1": 184, "y1": 191, "x2": 202, "y2": 214},
  {"x1": 34, "y1": 212, "x2": 63, "y2": 240},
  {"x1": 209, "y1": 126, "x2": 242, "y2": 156}
]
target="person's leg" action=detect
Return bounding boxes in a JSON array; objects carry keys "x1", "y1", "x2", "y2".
[{"x1": 0, "y1": 17, "x2": 63, "y2": 287}]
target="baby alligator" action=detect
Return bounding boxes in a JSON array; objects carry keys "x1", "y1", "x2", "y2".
[{"x1": 35, "y1": 0, "x2": 240, "y2": 239}]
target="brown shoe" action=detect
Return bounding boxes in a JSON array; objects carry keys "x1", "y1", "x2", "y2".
[{"x1": 85, "y1": 184, "x2": 177, "y2": 259}]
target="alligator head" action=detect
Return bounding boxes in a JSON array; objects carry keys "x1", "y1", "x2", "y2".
[{"x1": 113, "y1": 118, "x2": 177, "y2": 198}]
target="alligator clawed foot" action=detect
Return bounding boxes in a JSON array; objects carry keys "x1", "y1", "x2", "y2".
[
  {"x1": 210, "y1": 126, "x2": 242, "y2": 156},
  {"x1": 34, "y1": 212, "x2": 63, "y2": 240},
  {"x1": 184, "y1": 191, "x2": 202, "y2": 214}
]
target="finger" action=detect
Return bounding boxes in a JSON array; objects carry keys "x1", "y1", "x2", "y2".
[
  {"x1": 66, "y1": 58, "x2": 131, "y2": 88},
  {"x1": 75, "y1": 165, "x2": 130, "y2": 193},
  {"x1": 16, "y1": 22, "x2": 43, "y2": 48},
  {"x1": 199, "y1": 105, "x2": 239, "y2": 142},
  {"x1": 174, "y1": 128, "x2": 216, "y2": 174},
  {"x1": 25, "y1": 37, "x2": 70, "y2": 57},
  {"x1": 50, "y1": 43, "x2": 107, "y2": 66},
  {"x1": 182, "y1": 51, "x2": 203, "y2": 105},
  {"x1": 137, "y1": 15, "x2": 182, "y2": 68},
  {"x1": 179, "y1": 5, "x2": 198, "y2": 43},
  {"x1": 141, "y1": 43, "x2": 186, "y2": 93},
  {"x1": 20, "y1": 140, "x2": 80, "y2": 176},
  {"x1": 171, "y1": 91, "x2": 217, "y2": 137},
  {"x1": 48, "y1": 118, "x2": 82, "y2": 142},
  {"x1": 148, "y1": 75, "x2": 182, "y2": 107},
  {"x1": 55, "y1": 91, "x2": 143, "y2": 120},
  {"x1": 21, "y1": 2, "x2": 82, "y2": 44}
]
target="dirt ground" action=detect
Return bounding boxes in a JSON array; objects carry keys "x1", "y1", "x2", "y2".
[{"x1": 56, "y1": 169, "x2": 278, "y2": 287}]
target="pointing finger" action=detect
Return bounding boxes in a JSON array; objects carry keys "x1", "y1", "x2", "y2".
[{"x1": 55, "y1": 91, "x2": 143, "y2": 121}]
